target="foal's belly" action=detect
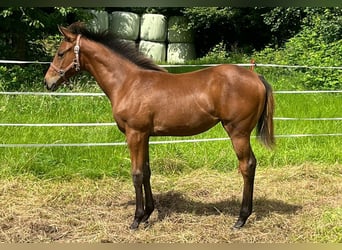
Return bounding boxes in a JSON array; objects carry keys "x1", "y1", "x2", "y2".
[{"x1": 151, "y1": 112, "x2": 220, "y2": 136}]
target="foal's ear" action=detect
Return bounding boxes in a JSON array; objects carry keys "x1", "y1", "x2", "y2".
[{"x1": 58, "y1": 26, "x2": 76, "y2": 42}]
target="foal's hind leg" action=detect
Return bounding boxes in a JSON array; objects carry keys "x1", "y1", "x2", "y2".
[{"x1": 224, "y1": 124, "x2": 257, "y2": 228}]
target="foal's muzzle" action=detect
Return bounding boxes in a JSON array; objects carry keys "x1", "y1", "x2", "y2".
[{"x1": 44, "y1": 80, "x2": 57, "y2": 91}]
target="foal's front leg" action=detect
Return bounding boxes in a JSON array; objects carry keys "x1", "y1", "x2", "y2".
[
  {"x1": 141, "y1": 152, "x2": 155, "y2": 224},
  {"x1": 126, "y1": 130, "x2": 152, "y2": 229}
]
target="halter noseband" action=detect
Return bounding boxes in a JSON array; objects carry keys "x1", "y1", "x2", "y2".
[{"x1": 50, "y1": 34, "x2": 82, "y2": 83}]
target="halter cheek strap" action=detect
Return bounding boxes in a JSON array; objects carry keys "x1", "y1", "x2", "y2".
[
  {"x1": 50, "y1": 34, "x2": 82, "y2": 81},
  {"x1": 74, "y1": 34, "x2": 81, "y2": 71}
]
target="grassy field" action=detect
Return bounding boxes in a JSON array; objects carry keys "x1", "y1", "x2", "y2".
[
  {"x1": 0, "y1": 66, "x2": 341, "y2": 242},
  {"x1": 0, "y1": 82, "x2": 340, "y2": 179},
  {"x1": 0, "y1": 164, "x2": 341, "y2": 242}
]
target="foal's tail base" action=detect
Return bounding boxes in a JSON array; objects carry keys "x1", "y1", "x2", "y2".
[{"x1": 256, "y1": 75, "x2": 275, "y2": 149}]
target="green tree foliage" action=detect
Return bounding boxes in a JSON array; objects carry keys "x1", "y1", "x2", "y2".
[
  {"x1": 0, "y1": 7, "x2": 89, "y2": 60},
  {"x1": 182, "y1": 7, "x2": 273, "y2": 56},
  {"x1": 255, "y1": 7, "x2": 342, "y2": 90},
  {"x1": 0, "y1": 8, "x2": 92, "y2": 91},
  {"x1": 262, "y1": 7, "x2": 305, "y2": 47}
]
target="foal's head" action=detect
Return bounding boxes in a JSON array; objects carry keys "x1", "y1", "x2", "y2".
[
  {"x1": 44, "y1": 25, "x2": 81, "y2": 91},
  {"x1": 45, "y1": 22, "x2": 167, "y2": 91}
]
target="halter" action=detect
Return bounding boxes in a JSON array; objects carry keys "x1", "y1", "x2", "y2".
[{"x1": 50, "y1": 34, "x2": 82, "y2": 83}]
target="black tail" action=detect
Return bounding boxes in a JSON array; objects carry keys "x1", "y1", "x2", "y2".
[{"x1": 256, "y1": 75, "x2": 275, "y2": 149}]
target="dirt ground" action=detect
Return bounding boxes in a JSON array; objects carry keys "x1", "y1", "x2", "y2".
[{"x1": 0, "y1": 164, "x2": 341, "y2": 243}]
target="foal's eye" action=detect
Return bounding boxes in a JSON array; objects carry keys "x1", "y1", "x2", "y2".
[{"x1": 57, "y1": 51, "x2": 64, "y2": 58}]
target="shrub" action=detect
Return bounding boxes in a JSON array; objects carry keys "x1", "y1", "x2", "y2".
[
  {"x1": 254, "y1": 8, "x2": 342, "y2": 90},
  {"x1": 0, "y1": 64, "x2": 48, "y2": 91},
  {"x1": 195, "y1": 41, "x2": 249, "y2": 64}
]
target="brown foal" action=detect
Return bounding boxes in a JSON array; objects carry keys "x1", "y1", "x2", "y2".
[{"x1": 44, "y1": 22, "x2": 275, "y2": 230}]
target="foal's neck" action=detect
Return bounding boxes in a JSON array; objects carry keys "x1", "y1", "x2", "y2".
[{"x1": 80, "y1": 38, "x2": 137, "y2": 98}]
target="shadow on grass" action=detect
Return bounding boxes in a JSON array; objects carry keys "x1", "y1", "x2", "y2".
[{"x1": 153, "y1": 191, "x2": 302, "y2": 222}]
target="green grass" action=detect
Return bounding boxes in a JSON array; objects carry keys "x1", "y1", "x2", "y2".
[
  {"x1": 0, "y1": 67, "x2": 341, "y2": 180},
  {"x1": 311, "y1": 208, "x2": 342, "y2": 242},
  {"x1": 0, "y1": 164, "x2": 340, "y2": 242}
]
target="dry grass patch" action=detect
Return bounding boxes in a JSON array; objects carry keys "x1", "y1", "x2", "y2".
[{"x1": 0, "y1": 164, "x2": 341, "y2": 243}]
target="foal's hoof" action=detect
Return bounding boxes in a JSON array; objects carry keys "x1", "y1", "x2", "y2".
[
  {"x1": 232, "y1": 218, "x2": 246, "y2": 230},
  {"x1": 129, "y1": 220, "x2": 140, "y2": 230}
]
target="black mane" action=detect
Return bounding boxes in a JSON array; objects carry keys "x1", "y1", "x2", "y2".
[{"x1": 67, "y1": 22, "x2": 166, "y2": 72}]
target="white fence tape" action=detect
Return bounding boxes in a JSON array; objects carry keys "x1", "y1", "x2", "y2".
[
  {"x1": 274, "y1": 117, "x2": 342, "y2": 121},
  {"x1": 0, "y1": 123, "x2": 117, "y2": 127},
  {"x1": 275, "y1": 90, "x2": 342, "y2": 94},
  {"x1": 1, "y1": 90, "x2": 342, "y2": 96},
  {"x1": 1, "y1": 60, "x2": 342, "y2": 69},
  {"x1": 163, "y1": 64, "x2": 253, "y2": 67},
  {"x1": 163, "y1": 63, "x2": 342, "y2": 70},
  {"x1": 254, "y1": 63, "x2": 342, "y2": 70},
  {"x1": 0, "y1": 60, "x2": 50, "y2": 65},
  {"x1": 0, "y1": 91, "x2": 106, "y2": 96},
  {"x1": 1, "y1": 134, "x2": 341, "y2": 148}
]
